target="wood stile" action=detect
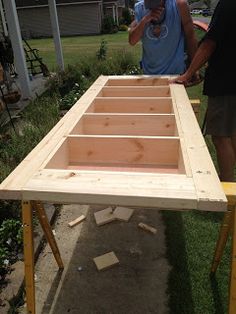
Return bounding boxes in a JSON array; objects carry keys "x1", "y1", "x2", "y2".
[
  {"x1": 0, "y1": 75, "x2": 227, "y2": 211},
  {"x1": 170, "y1": 85, "x2": 226, "y2": 210}
]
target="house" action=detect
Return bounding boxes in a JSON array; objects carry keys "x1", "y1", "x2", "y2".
[
  {"x1": 14, "y1": 0, "x2": 125, "y2": 39},
  {"x1": 0, "y1": 0, "x2": 127, "y2": 101}
]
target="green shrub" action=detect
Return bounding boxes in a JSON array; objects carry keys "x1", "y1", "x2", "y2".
[
  {"x1": 59, "y1": 82, "x2": 86, "y2": 110},
  {"x1": 0, "y1": 247, "x2": 9, "y2": 276},
  {"x1": 0, "y1": 219, "x2": 23, "y2": 277},
  {"x1": 0, "y1": 219, "x2": 23, "y2": 248},
  {"x1": 101, "y1": 16, "x2": 118, "y2": 34},
  {"x1": 119, "y1": 24, "x2": 129, "y2": 31},
  {"x1": 96, "y1": 39, "x2": 108, "y2": 60},
  {"x1": 46, "y1": 64, "x2": 85, "y2": 97}
]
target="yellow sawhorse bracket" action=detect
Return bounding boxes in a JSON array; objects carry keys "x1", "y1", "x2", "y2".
[
  {"x1": 211, "y1": 182, "x2": 236, "y2": 314},
  {"x1": 22, "y1": 201, "x2": 64, "y2": 314}
]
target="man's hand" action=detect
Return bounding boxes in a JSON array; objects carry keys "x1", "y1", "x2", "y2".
[
  {"x1": 147, "y1": 6, "x2": 165, "y2": 24},
  {"x1": 169, "y1": 73, "x2": 189, "y2": 86},
  {"x1": 185, "y1": 72, "x2": 203, "y2": 87},
  {"x1": 170, "y1": 71, "x2": 203, "y2": 87}
]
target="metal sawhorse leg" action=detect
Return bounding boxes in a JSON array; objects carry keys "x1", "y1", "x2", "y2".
[
  {"x1": 22, "y1": 200, "x2": 64, "y2": 314},
  {"x1": 211, "y1": 182, "x2": 236, "y2": 314}
]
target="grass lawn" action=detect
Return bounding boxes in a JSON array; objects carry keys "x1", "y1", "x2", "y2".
[
  {"x1": 28, "y1": 32, "x2": 142, "y2": 71},
  {"x1": 28, "y1": 31, "x2": 230, "y2": 313}
]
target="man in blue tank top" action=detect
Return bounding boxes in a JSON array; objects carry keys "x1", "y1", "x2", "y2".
[{"x1": 129, "y1": 0, "x2": 198, "y2": 75}]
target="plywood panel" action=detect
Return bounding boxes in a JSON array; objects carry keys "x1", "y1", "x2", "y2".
[
  {"x1": 71, "y1": 114, "x2": 176, "y2": 136},
  {"x1": 105, "y1": 77, "x2": 169, "y2": 86},
  {"x1": 98, "y1": 86, "x2": 170, "y2": 97},
  {"x1": 86, "y1": 97, "x2": 173, "y2": 113},
  {"x1": 45, "y1": 136, "x2": 182, "y2": 173}
]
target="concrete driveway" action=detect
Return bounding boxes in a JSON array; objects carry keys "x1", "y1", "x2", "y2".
[{"x1": 31, "y1": 204, "x2": 170, "y2": 314}]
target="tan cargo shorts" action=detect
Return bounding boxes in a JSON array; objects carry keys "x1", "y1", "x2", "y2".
[{"x1": 205, "y1": 95, "x2": 236, "y2": 136}]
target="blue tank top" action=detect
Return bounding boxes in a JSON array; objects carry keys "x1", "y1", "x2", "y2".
[{"x1": 135, "y1": 0, "x2": 186, "y2": 74}]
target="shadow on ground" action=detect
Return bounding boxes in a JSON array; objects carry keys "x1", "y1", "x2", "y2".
[
  {"x1": 37, "y1": 205, "x2": 171, "y2": 314},
  {"x1": 162, "y1": 211, "x2": 194, "y2": 314}
]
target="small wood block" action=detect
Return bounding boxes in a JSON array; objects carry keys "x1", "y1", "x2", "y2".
[
  {"x1": 190, "y1": 99, "x2": 200, "y2": 106},
  {"x1": 94, "y1": 207, "x2": 116, "y2": 226},
  {"x1": 113, "y1": 206, "x2": 134, "y2": 222},
  {"x1": 93, "y1": 251, "x2": 119, "y2": 271},
  {"x1": 138, "y1": 222, "x2": 157, "y2": 234},
  {"x1": 68, "y1": 214, "x2": 86, "y2": 227}
]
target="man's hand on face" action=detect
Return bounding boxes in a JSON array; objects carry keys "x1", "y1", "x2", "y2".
[
  {"x1": 150, "y1": 6, "x2": 165, "y2": 23},
  {"x1": 143, "y1": 0, "x2": 165, "y2": 24}
]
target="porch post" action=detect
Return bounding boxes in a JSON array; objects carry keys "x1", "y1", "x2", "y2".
[
  {"x1": 0, "y1": 0, "x2": 8, "y2": 36},
  {"x1": 3, "y1": 0, "x2": 32, "y2": 99},
  {"x1": 48, "y1": 0, "x2": 64, "y2": 71}
]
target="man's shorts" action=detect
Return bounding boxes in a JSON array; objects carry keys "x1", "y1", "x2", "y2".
[{"x1": 205, "y1": 95, "x2": 236, "y2": 136}]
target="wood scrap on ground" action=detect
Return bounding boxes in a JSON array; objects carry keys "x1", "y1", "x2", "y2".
[
  {"x1": 94, "y1": 207, "x2": 116, "y2": 226},
  {"x1": 93, "y1": 251, "x2": 119, "y2": 271},
  {"x1": 68, "y1": 214, "x2": 86, "y2": 227},
  {"x1": 113, "y1": 206, "x2": 134, "y2": 222},
  {"x1": 138, "y1": 222, "x2": 157, "y2": 234}
]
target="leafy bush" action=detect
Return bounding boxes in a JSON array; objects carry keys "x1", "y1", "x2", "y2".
[
  {"x1": 101, "y1": 16, "x2": 118, "y2": 34},
  {"x1": 96, "y1": 39, "x2": 108, "y2": 60},
  {"x1": 46, "y1": 65, "x2": 86, "y2": 97},
  {"x1": 119, "y1": 24, "x2": 129, "y2": 31},
  {"x1": 0, "y1": 201, "x2": 20, "y2": 224},
  {"x1": 0, "y1": 219, "x2": 23, "y2": 249},
  {"x1": 0, "y1": 247, "x2": 9, "y2": 277},
  {"x1": 59, "y1": 82, "x2": 86, "y2": 110},
  {"x1": 45, "y1": 65, "x2": 90, "y2": 110},
  {"x1": 0, "y1": 219, "x2": 22, "y2": 278}
]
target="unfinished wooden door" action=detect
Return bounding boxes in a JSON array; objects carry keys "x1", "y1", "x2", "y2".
[{"x1": 0, "y1": 75, "x2": 227, "y2": 211}]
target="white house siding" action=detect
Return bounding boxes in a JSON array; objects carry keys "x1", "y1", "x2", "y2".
[
  {"x1": 17, "y1": 3, "x2": 101, "y2": 38},
  {"x1": 17, "y1": 7, "x2": 51, "y2": 38},
  {"x1": 57, "y1": 3, "x2": 101, "y2": 36}
]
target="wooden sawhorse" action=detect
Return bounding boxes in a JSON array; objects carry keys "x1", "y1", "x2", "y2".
[
  {"x1": 22, "y1": 200, "x2": 64, "y2": 314},
  {"x1": 22, "y1": 182, "x2": 236, "y2": 314},
  {"x1": 211, "y1": 182, "x2": 236, "y2": 314}
]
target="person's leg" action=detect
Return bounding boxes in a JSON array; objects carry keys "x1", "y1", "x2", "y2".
[
  {"x1": 231, "y1": 135, "x2": 236, "y2": 157},
  {"x1": 212, "y1": 135, "x2": 236, "y2": 182},
  {"x1": 206, "y1": 95, "x2": 236, "y2": 181}
]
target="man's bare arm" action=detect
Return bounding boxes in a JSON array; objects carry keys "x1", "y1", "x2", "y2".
[
  {"x1": 177, "y1": 0, "x2": 198, "y2": 62},
  {"x1": 129, "y1": 19, "x2": 146, "y2": 45},
  {"x1": 129, "y1": 15, "x2": 152, "y2": 45},
  {"x1": 171, "y1": 39, "x2": 216, "y2": 84}
]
